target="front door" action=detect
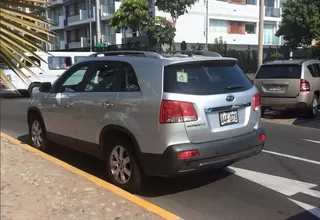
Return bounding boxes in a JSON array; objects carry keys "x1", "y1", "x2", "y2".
[
  {"x1": 72, "y1": 61, "x2": 124, "y2": 153},
  {"x1": 44, "y1": 62, "x2": 93, "y2": 147}
]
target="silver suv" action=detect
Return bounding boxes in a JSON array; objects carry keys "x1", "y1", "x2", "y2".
[
  {"x1": 27, "y1": 50, "x2": 266, "y2": 193},
  {"x1": 254, "y1": 59, "x2": 320, "y2": 118}
]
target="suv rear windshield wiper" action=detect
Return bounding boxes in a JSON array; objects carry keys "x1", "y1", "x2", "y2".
[{"x1": 224, "y1": 85, "x2": 245, "y2": 91}]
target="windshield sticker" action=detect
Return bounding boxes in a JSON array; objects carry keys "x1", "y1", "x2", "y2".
[{"x1": 177, "y1": 71, "x2": 188, "y2": 83}]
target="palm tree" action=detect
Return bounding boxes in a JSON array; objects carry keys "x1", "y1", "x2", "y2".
[{"x1": 0, "y1": 0, "x2": 55, "y2": 91}]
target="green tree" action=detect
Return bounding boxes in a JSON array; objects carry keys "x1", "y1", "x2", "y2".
[
  {"x1": 149, "y1": 16, "x2": 176, "y2": 50},
  {"x1": 208, "y1": 37, "x2": 227, "y2": 56},
  {"x1": 275, "y1": 0, "x2": 320, "y2": 49},
  {"x1": 155, "y1": 0, "x2": 198, "y2": 21},
  {"x1": 0, "y1": 0, "x2": 54, "y2": 91},
  {"x1": 108, "y1": 0, "x2": 151, "y2": 35},
  {"x1": 311, "y1": 40, "x2": 320, "y2": 57}
]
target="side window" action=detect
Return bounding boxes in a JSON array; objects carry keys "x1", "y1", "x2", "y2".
[
  {"x1": 313, "y1": 63, "x2": 320, "y2": 77},
  {"x1": 48, "y1": 56, "x2": 72, "y2": 70},
  {"x1": 307, "y1": 64, "x2": 316, "y2": 77},
  {"x1": 83, "y1": 61, "x2": 140, "y2": 92},
  {"x1": 58, "y1": 64, "x2": 90, "y2": 93}
]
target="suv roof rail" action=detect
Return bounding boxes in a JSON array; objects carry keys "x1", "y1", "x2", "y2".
[
  {"x1": 160, "y1": 50, "x2": 222, "y2": 57},
  {"x1": 89, "y1": 50, "x2": 162, "y2": 58}
]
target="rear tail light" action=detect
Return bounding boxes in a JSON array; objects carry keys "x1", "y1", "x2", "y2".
[
  {"x1": 300, "y1": 79, "x2": 310, "y2": 92},
  {"x1": 253, "y1": 92, "x2": 261, "y2": 111},
  {"x1": 177, "y1": 150, "x2": 199, "y2": 159},
  {"x1": 159, "y1": 100, "x2": 198, "y2": 123},
  {"x1": 259, "y1": 133, "x2": 266, "y2": 142}
]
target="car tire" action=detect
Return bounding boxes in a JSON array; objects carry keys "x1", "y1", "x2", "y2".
[
  {"x1": 105, "y1": 137, "x2": 143, "y2": 193},
  {"x1": 306, "y1": 95, "x2": 319, "y2": 119},
  {"x1": 28, "y1": 115, "x2": 50, "y2": 152}
]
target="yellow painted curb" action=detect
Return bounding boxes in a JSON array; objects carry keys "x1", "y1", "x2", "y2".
[{"x1": 0, "y1": 132, "x2": 182, "y2": 220}]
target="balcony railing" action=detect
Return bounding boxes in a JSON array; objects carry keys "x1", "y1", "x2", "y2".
[{"x1": 265, "y1": 7, "x2": 280, "y2": 17}]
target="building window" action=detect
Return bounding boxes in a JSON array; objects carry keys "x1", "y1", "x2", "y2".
[
  {"x1": 209, "y1": 19, "x2": 228, "y2": 33},
  {"x1": 245, "y1": 23, "x2": 256, "y2": 34},
  {"x1": 263, "y1": 23, "x2": 277, "y2": 45},
  {"x1": 229, "y1": 0, "x2": 246, "y2": 5},
  {"x1": 228, "y1": 21, "x2": 245, "y2": 34},
  {"x1": 66, "y1": 3, "x2": 79, "y2": 17},
  {"x1": 246, "y1": 0, "x2": 256, "y2": 5}
]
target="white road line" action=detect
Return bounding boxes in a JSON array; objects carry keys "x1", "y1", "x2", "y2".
[
  {"x1": 288, "y1": 199, "x2": 320, "y2": 219},
  {"x1": 301, "y1": 189, "x2": 320, "y2": 199},
  {"x1": 262, "y1": 150, "x2": 320, "y2": 166},
  {"x1": 303, "y1": 139, "x2": 320, "y2": 145},
  {"x1": 228, "y1": 167, "x2": 318, "y2": 197}
]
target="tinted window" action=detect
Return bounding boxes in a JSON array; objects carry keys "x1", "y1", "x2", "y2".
[
  {"x1": 48, "y1": 56, "x2": 72, "y2": 70},
  {"x1": 255, "y1": 64, "x2": 302, "y2": 79},
  {"x1": 84, "y1": 61, "x2": 140, "y2": 92},
  {"x1": 312, "y1": 63, "x2": 320, "y2": 77},
  {"x1": 164, "y1": 60, "x2": 253, "y2": 95}
]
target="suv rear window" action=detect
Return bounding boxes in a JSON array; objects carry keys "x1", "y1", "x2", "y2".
[
  {"x1": 255, "y1": 64, "x2": 302, "y2": 79},
  {"x1": 164, "y1": 60, "x2": 253, "y2": 95}
]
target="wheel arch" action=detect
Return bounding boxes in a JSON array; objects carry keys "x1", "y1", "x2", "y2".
[
  {"x1": 27, "y1": 107, "x2": 46, "y2": 130},
  {"x1": 99, "y1": 125, "x2": 142, "y2": 161}
]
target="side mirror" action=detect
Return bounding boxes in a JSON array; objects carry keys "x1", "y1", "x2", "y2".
[{"x1": 39, "y1": 82, "x2": 52, "y2": 93}]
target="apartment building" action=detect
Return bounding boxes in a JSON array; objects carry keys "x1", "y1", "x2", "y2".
[
  {"x1": 41, "y1": 0, "x2": 123, "y2": 50},
  {"x1": 32, "y1": 0, "x2": 284, "y2": 50},
  {"x1": 154, "y1": 0, "x2": 285, "y2": 49}
]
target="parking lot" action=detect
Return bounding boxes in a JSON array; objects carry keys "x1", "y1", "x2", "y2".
[{"x1": 1, "y1": 97, "x2": 320, "y2": 220}]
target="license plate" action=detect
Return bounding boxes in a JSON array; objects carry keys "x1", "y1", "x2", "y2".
[
  {"x1": 219, "y1": 110, "x2": 239, "y2": 126},
  {"x1": 269, "y1": 86, "x2": 281, "y2": 91}
]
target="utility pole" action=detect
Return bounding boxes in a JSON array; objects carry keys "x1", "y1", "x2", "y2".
[
  {"x1": 204, "y1": 0, "x2": 208, "y2": 51},
  {"x1": 96, "y1": 0, "x2": 102, "y2": 45},
  {"x1": 89, "y1": 0, "x2": 92, "y2": 51},
  {"x1": 258, "y1": 0, "x2": 265, "y2": 68}
]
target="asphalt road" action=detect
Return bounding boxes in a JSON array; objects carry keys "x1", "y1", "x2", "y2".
[{"x1": 1, "y1": 98, "x2": 320, "y2": 220}]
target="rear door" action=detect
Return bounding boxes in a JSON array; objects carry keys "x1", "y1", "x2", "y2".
[
  {"x1": 254, "y1": 64, "x2": 302, "y2": 98},
  {"x1": 163, "y1": 60, "x2": 258, "y2": 144}
]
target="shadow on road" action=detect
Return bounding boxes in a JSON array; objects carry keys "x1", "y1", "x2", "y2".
[
  {"x1": 17, "y1": 134, "x2": 231, "y2": 197},
  {"x1": 263, "y1": 110, "x2": 320, "y2": 130}
]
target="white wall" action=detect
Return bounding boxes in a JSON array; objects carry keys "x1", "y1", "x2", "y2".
[{"x1": 155, "y1": 0, "x2": 282, "y2": 45}]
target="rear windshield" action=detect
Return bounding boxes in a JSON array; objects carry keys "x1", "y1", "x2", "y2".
[
  {"x1": 255, "y1": 64, "x2": 302, "y2": 79},
  {"x1": 163, "y1": 60, "x2": 253, "y2": 95}
]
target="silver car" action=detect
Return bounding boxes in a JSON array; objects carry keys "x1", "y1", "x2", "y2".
[{"x1": 27, "y1": 51, "x2": 266, "y2": 193}]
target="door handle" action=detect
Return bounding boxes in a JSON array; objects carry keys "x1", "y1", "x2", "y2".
[
  {"x1": 103, "y1": 102, "x2": 114, "y2": 108},
  {"x1": 66, "y1": 101, "x2": 74, "y2": 107}
]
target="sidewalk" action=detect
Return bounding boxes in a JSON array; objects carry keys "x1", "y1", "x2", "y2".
[{"x1": 0, "y1": 137, "x2": 163, "y2": 220}]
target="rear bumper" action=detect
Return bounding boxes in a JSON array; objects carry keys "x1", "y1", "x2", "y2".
[
  {"x1": 140, "y1": 127, "x2": 265, "y2": 177},
  {"x1": 261, "y1": 95, "x2": 313, "y2": 110}
]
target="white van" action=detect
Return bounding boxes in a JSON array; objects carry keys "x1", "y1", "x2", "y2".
[{"x1": 3, "y1": 51, "x2": 95, "y2": 95}]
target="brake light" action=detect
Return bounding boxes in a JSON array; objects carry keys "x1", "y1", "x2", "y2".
[
  {"x1": 253, "y1": 92, "x2": 261, "y2": 111},
  {"x1": 159, "y1": 100, "x2": 198, "y2": 123},
  {"x1": 177, "y1": 150, "x2": 199, "y2": 159},
  {"x1": 259, "y1": 133, "x2": 266, "y2": 142},
  {"x1": 300, "y1": 79, "x2": 310, "y2": 92}
]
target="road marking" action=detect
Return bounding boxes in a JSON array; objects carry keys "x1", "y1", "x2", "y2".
[
  {"x1": 0, "y1": 132, "x2": 182, "y2": 220},
  {"x1": 262, "y1": 150, "x2": 320, "y2": 165},
  {"x1": 288, "y1": 199, "x2": 320, "y2": 219},
  {"x1": 228, "y1": 167, "x2": 320, "y2": 219},
  {"x1": 303, "y1": 139, "x2": 320, "y2": 145},
  {"x1": 228, "y1": 167, "x2": 319, "y2": 197}
]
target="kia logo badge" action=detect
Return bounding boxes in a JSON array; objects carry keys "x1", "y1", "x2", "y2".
[{"x1": 226, "y1": 95, "x2": 235, "y2": 102}]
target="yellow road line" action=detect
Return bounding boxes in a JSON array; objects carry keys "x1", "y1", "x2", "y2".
[{"x1": 0, "y1": 132, "x2": 182, "y2": 220}]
